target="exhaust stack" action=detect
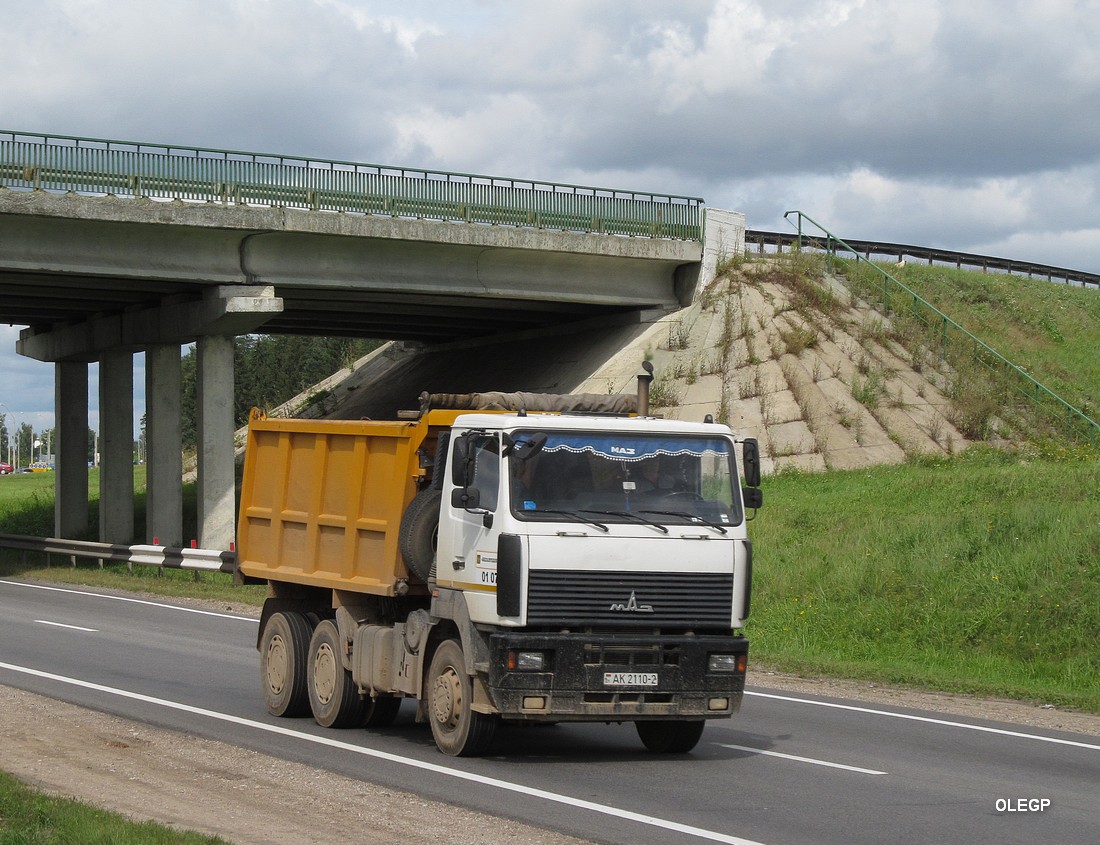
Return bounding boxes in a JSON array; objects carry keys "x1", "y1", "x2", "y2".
[{"x1": 637, "y1": 361, "x2": 654, "y2": 416}]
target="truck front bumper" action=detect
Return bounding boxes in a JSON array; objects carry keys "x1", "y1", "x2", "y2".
[{"x1": 486, "y1": 631, "x2": 748, "y2": 722}]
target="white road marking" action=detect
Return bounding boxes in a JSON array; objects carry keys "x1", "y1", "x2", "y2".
[
  {"x1": 746, "y1": 690, "x2": 1100, "y2": 752},
  {"x1": 718, "y1": 743, "x2": 886, "y2": 774},
  {"x1": 35, "y1": 620, "x2": 97, "y2": 632},
  {"x1": 0, "y1": 661, "x2": 769, "y2": 845},
  {"x1": 0, "y1": 579, "x2": 256, "y2": 622}
]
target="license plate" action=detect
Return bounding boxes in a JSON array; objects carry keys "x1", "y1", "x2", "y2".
[{"x1": 603, "y1": 671, "x2": 658, "y2": 687}]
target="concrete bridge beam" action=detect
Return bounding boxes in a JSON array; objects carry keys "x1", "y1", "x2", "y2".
[{"x1": 18, "y1": 285, "x2": 283, "y2": 363}]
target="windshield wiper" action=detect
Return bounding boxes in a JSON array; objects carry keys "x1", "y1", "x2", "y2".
[
  {"x1": 580, "y1": 510, "x2": 669, "y2": 534},
  {"x1": 638, "y1": 510, "x2": 728, "y2": 535},
  {"x1": 524, "y1": 509, "x2": 609, "y2": 532}
]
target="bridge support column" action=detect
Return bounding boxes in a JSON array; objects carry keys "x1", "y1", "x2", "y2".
[
  {"x1": 197, "y1": 335, "x2": 235, "y2": 550},
  {"x1": 145, "y1": 344, "x2": 183, "y2": 546},
  {"x1": 55, "y1": 362, "x2": 89, "y2": 539},
  {"x1": 98, "y1": 349, "x2": 134, "y2": 543}
]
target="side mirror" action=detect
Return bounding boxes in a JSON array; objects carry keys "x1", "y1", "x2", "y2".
[
  {"x1": 450, "y1": 434, "x2": 474, "y2": 487},
  {"x1": 743, "y1": 487, "x2": 763, "y2": 510},
  {"x1": 742, "y1": 438, "x2": 761, "y2": 488}
]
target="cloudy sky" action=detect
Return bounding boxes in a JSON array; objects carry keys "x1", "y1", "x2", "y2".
[{"x1": 2, "y1": 0, "x2": 1099, "y2": 435}]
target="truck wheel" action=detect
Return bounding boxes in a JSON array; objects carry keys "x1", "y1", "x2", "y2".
[
  {"x1": 399, "y1": 488, "x2": 442, "y2": 583},
  {"x1": 427, "y1": 639, "x2": 497, "y2": 756},
  {"x1": 636, "y1": 720, "x2": 706, "y2": 753},
  {"x1": 364, "y1": 695, "x2": 403, "y2": 727},
  {"x1": 307, "y1": 620, "x2": 366, "y2": 728},
  {"x1": 260, "y1": 611, "x2": 312, "y2": 717}
]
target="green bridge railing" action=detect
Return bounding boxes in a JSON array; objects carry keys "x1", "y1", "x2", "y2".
[
  {"x1": 784, "y1": 211, "x2": 1100, "y2": 444},
  {"x1": 0, "y1": 130, "x2": 703, "y2": 241}
]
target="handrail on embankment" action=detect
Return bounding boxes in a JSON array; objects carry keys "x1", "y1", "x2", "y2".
[
  {"x1": 745, "y1": 228, "x2": 1099, "y2": 289},
  {"x1": 782, "y1": 210, "x2": 1100, "y2": 444}
]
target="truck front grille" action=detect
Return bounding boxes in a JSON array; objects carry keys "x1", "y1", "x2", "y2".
[{"x1": 526, "y1": 570, "x2": 733, "y2": 629}]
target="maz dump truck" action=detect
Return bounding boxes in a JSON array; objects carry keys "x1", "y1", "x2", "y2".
[{"x1": 235, "y1": 369, "x2": 763, "y2": 756}]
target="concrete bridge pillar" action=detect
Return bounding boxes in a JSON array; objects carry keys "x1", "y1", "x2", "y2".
[
  {"x1": 98, "y1": 349, "x2": 134, "y2": 543},
  {"x1": 145, "y1": 344, "x2": 183, "y2": 546},
  {"x1": 54, "y1": 362, "x2": 89, "y2": 539},
  {"x1": 196, "y1": 335, "x2": 236, "y2": 550}
]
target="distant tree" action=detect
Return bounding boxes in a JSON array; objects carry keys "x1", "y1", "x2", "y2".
[{"x1": 16, "y1": 422, "x2": 33, "y2": 467}]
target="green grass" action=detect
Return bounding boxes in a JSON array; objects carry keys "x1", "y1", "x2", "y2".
[
  {"x1": 745, "y1": 445, "x2": 1100, "y2": 711},
  {"x1": 0, "y1": 770, "x2": 229, "y2": 844},
  {"x1": 861, "y1": 262, "x2": 1100, "y2": 421}
]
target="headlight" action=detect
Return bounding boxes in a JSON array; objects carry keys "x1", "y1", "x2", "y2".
[
  {"x1": 507, "y1": 650, "x2": 547, "y2": 671},
  {"x1": 708, "y1": 653, "x2": 746, "y2": 673}
]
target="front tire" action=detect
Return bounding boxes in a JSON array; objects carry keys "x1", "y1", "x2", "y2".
[
  {"x1": 636, "y1": 719, "x2": 706, "y2": 753},
  {"x1": 260, "y1": 611, "x2": 312, "y2": 717},
  {"x1": 426, "y1": 639, "x2": 497, "y2": 756},
  {"x1": 308, "y1": 620, "x2": 366, "y2": 728}
]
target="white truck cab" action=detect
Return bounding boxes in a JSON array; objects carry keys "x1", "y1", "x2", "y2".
[{"x1": 423, "y1": 410, "x2": 759, "y2": 752}]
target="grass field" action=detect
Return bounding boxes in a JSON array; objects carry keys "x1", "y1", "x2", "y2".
[
  {"x1": 0, "y1": 770, "x2": 227, "y2": 844},
  {"x1": 745, "y1": 443, "x2": 1099, "y2": 711}
]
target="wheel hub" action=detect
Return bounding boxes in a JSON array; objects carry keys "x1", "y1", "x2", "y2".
[
  {"x1": 266, "y1": 635, "x2": 287, "y2": 696},
  {"x1": 313, "y1": 642, "x2": 338, "y2": 705},
  {"x1": 431, "y1": 668, "x2": 462, "y2": 730}
]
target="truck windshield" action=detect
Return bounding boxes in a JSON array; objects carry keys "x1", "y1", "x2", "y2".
[{"x1": 509, "y1": 431, "x2": 743, "y2": 527}]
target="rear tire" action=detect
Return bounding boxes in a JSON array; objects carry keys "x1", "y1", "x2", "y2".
[
  {"x1": 636, "y1": 719, "x2": 706, "y2": 753},
  {"x1": 426, "y1": 639, "x2": 497, "y2": 756},
  {"x1": 308, "y1": 620, "x2": 366, "y2": 728},
  {"x1": 260, "y1": 611, "x2": 312, "y2": 717}
]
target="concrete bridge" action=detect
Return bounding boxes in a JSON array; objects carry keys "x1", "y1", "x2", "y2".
[{"x1": 0, "y1": 131, "x2": 743, "y2": 550}]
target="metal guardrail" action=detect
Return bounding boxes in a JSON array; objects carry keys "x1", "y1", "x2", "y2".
[
  {"x1": 745, "y1": 229, "x2": 1100, "y2": 289},
  {"x1": 781, "y1": 211, "x2": 1100, "y2": 443},
  {"x1": 0, "y1": 130, "x2": 703, "y2": 241},
  {"x1": 0, "y1": 532, "x2": 236, "y2": 573}
]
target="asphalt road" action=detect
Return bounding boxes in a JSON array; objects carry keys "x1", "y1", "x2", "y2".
[{"x1": 1, "y1": 578, "x2": 1096, "y2": 845}]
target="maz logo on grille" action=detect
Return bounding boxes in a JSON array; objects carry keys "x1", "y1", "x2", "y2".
[{"x1": 609, "y1": 591, "x2": 654, "y2": 613}]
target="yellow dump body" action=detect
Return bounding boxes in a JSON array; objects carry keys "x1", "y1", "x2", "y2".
[{"x1": 236, "y1": 408, "x2": 461, "y2": 596}]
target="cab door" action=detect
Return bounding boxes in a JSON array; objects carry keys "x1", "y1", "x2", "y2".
[{"x1": 439, "y1": 432, "x2": 505, "y2": 615}]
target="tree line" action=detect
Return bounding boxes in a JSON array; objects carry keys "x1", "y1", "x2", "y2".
[{"x1": 180, "y1": 334, "x2": 382, "y2": 448}]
